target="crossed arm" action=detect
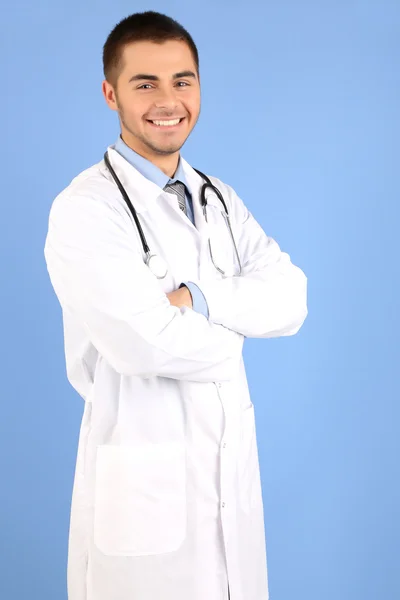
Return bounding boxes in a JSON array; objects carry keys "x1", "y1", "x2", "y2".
[
  {"x1": 168, "y1": 182, "x2": 307, "y2": 339},
  {"x1": 44, "y1": 185, "x2": 306, "y2": 384},
  {"x1": 167, "y1": 286, "x2": 193, "y2": 309}
]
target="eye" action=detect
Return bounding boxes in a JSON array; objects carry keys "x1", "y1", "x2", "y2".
[
  {"x1": 137, "y1": 84, "x2": 154, "y2": 90},
  {"x1": 176, "y1": 81, "x2": 190, "y2": 87}
]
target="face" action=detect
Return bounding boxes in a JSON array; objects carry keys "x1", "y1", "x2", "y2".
[{"x1": 103, "y1": 40, "x2": 201, "y2": 161}]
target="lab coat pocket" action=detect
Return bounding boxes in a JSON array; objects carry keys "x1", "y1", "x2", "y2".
[
  {"x1": 238, "y1": 404, "x2": 259, "y2": 514},
  {"x1": 93, "y1": 443, "x2": 187, "y2": 556}
]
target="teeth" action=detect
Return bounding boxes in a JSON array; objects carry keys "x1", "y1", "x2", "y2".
[{"x1": 151, "y1": 119, "x2": 181, "y2": 126}]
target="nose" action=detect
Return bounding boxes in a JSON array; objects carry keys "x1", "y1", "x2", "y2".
[{"x1": 153, "y1": 85, "x2": 179, "y2": 111}]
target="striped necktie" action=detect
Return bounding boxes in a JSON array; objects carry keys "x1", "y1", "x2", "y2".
[{"x1": 163, "y1": 180, "x2": 187, "y2": 215}]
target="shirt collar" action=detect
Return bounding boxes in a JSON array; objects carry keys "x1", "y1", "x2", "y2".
[{"x1": 114, "y1": 135, "x2": 190, "y2": 192}]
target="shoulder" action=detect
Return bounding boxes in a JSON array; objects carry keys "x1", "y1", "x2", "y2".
[{"x1": 48, "y1": 158, "x2": 124, "y2": 223}]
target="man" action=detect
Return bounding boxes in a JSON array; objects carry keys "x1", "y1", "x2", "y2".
[{"x1": 44, "y1": 10, "x2": 307, "y2": 600}]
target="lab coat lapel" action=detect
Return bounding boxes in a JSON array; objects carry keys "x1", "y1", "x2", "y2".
[
  {"x1": 182, "y1": 160, "x2": 215, "y2": 278},
  {"x1": 182, "y1": 159, "x2": 209, "y2": 239},
  {"x1": 103, "y1": 147, "x2": 162, "y2": 214}
]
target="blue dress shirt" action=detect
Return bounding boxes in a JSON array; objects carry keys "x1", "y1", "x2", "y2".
[{"x1": 114, "y1": 136, "x2": 209, "y2": 318}]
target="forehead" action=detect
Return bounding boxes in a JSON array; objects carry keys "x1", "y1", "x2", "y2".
[{"x1": 120, "y1": 40, "x2": 197, "y2": 78}]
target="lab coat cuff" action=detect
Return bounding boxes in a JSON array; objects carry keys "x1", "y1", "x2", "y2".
[
  {"x1": 183, "y1": 279, "x2": 227, "y2": 324},
  {"x1": 180, "y1": 282, "x2": 210, "y2": 319}
]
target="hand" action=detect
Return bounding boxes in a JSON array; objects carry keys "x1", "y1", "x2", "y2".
[{"x1": 166, "y1": 286, "x2": 193, "y2": 309}]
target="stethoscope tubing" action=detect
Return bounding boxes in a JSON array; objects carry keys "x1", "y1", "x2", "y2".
[
  {"x1": 104, "y1": 151, "x2": 150, "y2": 254},
  {"x1": 103, "y1": 151, "x2": 242, "y2": 276}
]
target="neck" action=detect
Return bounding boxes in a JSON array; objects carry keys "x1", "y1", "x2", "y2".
[
  {"x1": 147, "y1": 153, "x2": 179, "y2": 178},
  {"x1": 120, "y1": 133, "x2": 179, "y2": 178}
]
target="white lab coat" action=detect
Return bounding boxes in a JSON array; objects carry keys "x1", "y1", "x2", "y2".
[{"x1": 44, "y1": 145, "x2": 307, "y2": 600}]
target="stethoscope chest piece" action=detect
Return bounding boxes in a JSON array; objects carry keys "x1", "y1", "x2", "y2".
[{"x1": 146, "y1": 253, "x2": 168, "y2": 279}]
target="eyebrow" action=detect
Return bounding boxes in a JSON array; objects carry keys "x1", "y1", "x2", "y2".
[{"x1": 129, "y1": 70, "x2": 197, "y2": 83}]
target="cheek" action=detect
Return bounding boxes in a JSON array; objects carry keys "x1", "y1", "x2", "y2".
[
  {"x1": 186, "y1": 94, "x2": 201, "y2": 118},
  {"x1": 119, "y1": 94, "x2": 148, "y2": 122}
]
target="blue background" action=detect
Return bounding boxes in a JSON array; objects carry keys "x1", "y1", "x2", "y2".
[{"x1": 1, "y1": 1, "x2": 399, "y2": 598}]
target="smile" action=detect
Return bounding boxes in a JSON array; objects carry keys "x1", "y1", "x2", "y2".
[{"x1": 147, "y1": 118, "x2": 184, "y2": 127}]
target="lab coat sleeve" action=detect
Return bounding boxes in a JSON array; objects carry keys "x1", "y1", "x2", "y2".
[
  {"x1": 188, "y1": 181, "x2": 308, "y2": 338},
  {"x1": 44, "y1": 192, "x2": 244, "y2": 381}
]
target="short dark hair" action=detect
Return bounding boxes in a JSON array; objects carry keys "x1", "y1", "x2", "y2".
[{"x1": 103, "y1": 11, "x2": 199, "y2": 87}]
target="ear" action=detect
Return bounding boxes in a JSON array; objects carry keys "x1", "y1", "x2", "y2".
[{"x1": 102, "y1": 80, "x2": 118, "y2": 112}]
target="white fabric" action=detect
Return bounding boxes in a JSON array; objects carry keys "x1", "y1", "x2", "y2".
[{"x1": 44, "y1": 145, "x2": 308, "y2": 600}]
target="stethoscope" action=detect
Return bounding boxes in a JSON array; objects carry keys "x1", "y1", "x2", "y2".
[{"x1": 103, "y1": 151, "x2": 242, "y2": 279}]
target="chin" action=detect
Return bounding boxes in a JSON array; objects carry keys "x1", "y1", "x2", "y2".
[
  {"x1": 150, "y1": 141, "x2": 185, "y2": 156},
  {"x1": 155, "y1": 146, "x2": 182, "y2": 156}
]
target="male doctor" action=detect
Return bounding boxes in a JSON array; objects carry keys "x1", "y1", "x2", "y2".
[{"x1": 44, "y1": 10, "x2": 307, "y2": 600}]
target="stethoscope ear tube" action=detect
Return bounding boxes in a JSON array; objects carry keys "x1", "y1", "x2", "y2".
[
  {"x1": 225, "y1": 213, "x2": 242, "y2": 275},
  {"x1": 193, "y1": 169, "x2": 229, "y2": 214},
  {"x1": 103, "y1": 152, "x2": 150, "y2": 254},
  {"x1": 195, "y1": 168, "x2": 241, "y2": 276}
]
